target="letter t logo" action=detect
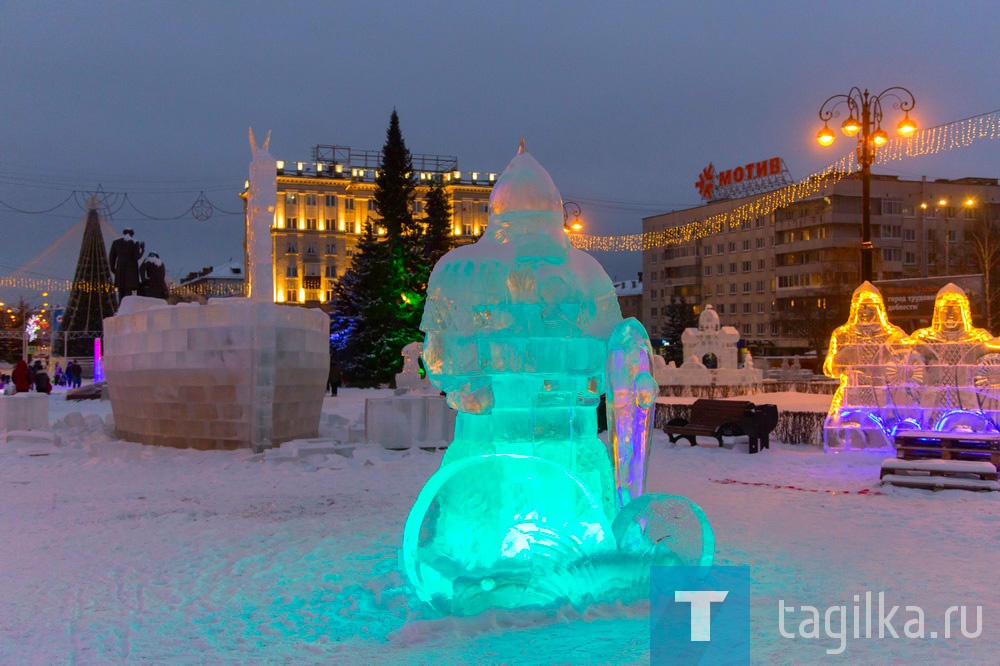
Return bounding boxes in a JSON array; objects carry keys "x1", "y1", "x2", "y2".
[{"x1": 675, "y1": 590, "x2": 729, "y2": 641}]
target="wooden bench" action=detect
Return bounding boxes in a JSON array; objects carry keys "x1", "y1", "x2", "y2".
[
  {"x1": 663, "y1": 399, "x2": 754, "y2": 449},
  {"x1": 894, "y1": 430, "x2": 1000, "y2": 466},
  {"x1": 880, "y1": 458, "x2": 999, "y2": 491}
]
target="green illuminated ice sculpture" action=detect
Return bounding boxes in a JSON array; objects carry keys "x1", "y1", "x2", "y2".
[{"x1": 402, "y1": 142, "x2": 714, "y2": 615}]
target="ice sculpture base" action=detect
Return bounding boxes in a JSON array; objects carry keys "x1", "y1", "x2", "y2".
[
  {"x1": 365, "y1": 394, "x2": 455, "y2": 449},
  {"x1": 402, "y1": 454, "x2": 714, "y2": 616},
  {"x1": 104, "y1": 297, "x2": 329, "y2": 451},
  {"x1": 0, "y1": 393, "x2": 49, "y2": 432}
]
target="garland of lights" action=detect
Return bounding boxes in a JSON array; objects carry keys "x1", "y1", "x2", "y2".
[
  {"x1": 4, "y1": 110, "x2": 997, "y2": 292},
  {"x1": 570, "y1": 108, "x2": 1000, "y2": 252}
]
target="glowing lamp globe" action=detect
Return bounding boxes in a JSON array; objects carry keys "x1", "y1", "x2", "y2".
[
  {"x1": 872, "y1": 128, "x2": 889, "y2": 147},
  {"x1": 841, "y1": 116, "x2": 861, "y2": 137},
  {"x1": 897, "y1": 113, "x2": 916, "y2": 136},
  {"x1": 817, "y1": 124, "x2": 835, "y2": 147}
]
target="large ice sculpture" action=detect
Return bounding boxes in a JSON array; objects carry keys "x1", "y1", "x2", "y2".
[
  {"x1": 102, "y1": 133, "x2": 328, "y2": 451},
  {"x1": 402, "y1": 143, "x2": 714, "y2": 615},
  {"x1": 824, "y1": 282, "x2": 1000, "y2": 450}
]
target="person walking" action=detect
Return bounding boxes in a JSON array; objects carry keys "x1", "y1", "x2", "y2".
[
  {"x1": 71, "y1": 361, "x2": 83, "y2": 388},
  {"x1": 327, "y1": 360, "x2": 341, "y2": 396}
]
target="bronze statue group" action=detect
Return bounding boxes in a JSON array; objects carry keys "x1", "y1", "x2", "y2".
[{"x1": 108, "y1": 228, "x2": 168, "y2": 303}]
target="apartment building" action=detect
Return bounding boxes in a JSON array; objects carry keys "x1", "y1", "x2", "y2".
[{"x1": 643, "y1": 173, "x2": 1000, "y2": 356}]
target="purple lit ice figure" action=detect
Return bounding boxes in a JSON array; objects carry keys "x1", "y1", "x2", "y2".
[{"x1": 402, "y1": 142, "x2": 713, "y2": 616}]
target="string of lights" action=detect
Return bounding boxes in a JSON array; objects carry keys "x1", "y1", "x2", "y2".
[
  {"x1": 0, "y1": 188, "x2": 244, "y2": 220},
  {"x1": 570, "y1": 107, "x2": 1000, "y2": 253}
]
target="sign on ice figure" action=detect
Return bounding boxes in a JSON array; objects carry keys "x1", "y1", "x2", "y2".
[{"x1": 695, "y1": 156, "x2": 793, "y2": 201}]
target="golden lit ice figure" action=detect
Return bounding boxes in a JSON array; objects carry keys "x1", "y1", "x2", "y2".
[
  {"x1": 909, "y1": 284, "x2": 993, "y2": 429},
  {"x1": 823, "y1": 282, "x2": 906, "y2": 450},
  {"x1": 910, "y1": 283, "x2": 991, "y2": 345}
]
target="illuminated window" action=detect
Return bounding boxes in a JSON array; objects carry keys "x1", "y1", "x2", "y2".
[
  {"x1": 305, "y1": 194, "x2": 317, "y2": 206},
  {"x1": 285, "y1": 193, "x2": 297, "y2": 207},
  {"x1": 285, "y1": 241, "x2": 298, "y2": 254}
]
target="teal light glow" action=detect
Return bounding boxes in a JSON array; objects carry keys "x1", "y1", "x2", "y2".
[{"x1": 403, "y1": 144, "x2": 714, "y2": 616}]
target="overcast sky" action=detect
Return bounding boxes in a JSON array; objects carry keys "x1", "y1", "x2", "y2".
[{"x1": 2, "y1": 1, "x2": 998, "y2": 293}]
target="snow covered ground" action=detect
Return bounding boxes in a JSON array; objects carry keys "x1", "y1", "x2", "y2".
[{"x1": 1, "y1": 388, "x2": 997, "y2": 664}]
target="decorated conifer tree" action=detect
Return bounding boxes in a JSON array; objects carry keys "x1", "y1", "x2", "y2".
[
  {"x1": 330, "y1": 111, "x2": 425, "y2": 385},
  {"x1": 329, "y1": 220, "x2": 415, "y2": 386}
]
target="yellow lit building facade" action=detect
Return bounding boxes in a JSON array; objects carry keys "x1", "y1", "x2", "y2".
[{"x1": 263, "y1": 145, "x2": 497, "y2": 307}]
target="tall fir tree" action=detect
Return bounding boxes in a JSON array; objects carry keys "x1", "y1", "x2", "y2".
[
  {"x1": 330, "y1": 110, "x2": 426, "y2": 385},
  {"x1": 422, "y1": 176, "x2": 454, "y2": 273},
  {"x1": 329, "y1": 221, "x2": 416, "y2": 386}
]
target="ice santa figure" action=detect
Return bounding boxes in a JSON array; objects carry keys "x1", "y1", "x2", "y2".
[
  {"x1": 403, "y1": 143, "x2": 712, "y2": 616},
  {"x1": 420, "y1": 140, "x2": 620, "y2": 517}
]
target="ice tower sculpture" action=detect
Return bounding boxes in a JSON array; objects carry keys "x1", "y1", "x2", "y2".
[
  {"x1": 824, "y1": 282, "x2": 1000, "y2": 450},
  {"x1": 401, "y1": 142, "x2": 713, "y2": 616}
]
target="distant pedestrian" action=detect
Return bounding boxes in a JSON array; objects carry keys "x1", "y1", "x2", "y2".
[
  {"x1": 33, "y1": 362, "x2": 52, "y2": 394},
  {"x1": 71, "y1": 361, "x2": 83, "y2": 388},
  {"x1": 328, "y1": 360, "x2": 341, "y2": 396},
  {"x1": 12, "y1": 360, "x2": 31, "y2": 392}
]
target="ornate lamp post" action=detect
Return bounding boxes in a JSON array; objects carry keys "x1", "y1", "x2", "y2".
[
  {"x1": 562, "y1": 200, "x2": 583, "y2": 233},
  {"x1": 817, "y1": 87, "x2": 916, "y2": 283}
]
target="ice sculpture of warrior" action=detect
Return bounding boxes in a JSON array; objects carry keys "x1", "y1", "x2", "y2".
[
  {"x1": 908, "y1": 283, "x2": 993, "y2": 427},
  {"x1": 823, "y1": 282, "x2": 906, "y2": 450},
  {"x1": 402, "y1": 142, "x2": 713, "y2": 616},
  {"x1": 910, "y1": 284, "x2": 991, "y2": 346}
]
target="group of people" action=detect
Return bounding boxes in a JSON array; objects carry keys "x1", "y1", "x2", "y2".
[
  {"x1": 1, "y1": 359, "x2": 83, "y2": 395},
  {"x1": 109, "y1": 228, "x2": 168, "y2": 301},
  {"x1": 54, "y1": 361, "x2": 84, "y2": 388}
]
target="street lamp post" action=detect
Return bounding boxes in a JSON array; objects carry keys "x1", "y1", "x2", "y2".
[
  {"x1": 817, "y1": 87, "x2": 916, "y2": 283},
  {"x1": 562, "y1": 201, "x2": 583, "y2": 232}
]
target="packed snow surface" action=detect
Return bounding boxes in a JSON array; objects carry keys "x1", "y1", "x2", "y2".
[{"x1": 1, "y1": 388, "x2": 997, "y2": 663}]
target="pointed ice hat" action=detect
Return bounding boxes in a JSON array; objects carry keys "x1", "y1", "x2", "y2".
[
  {"x1": 489, "y1": 139, "x2": 563, "y2": 216},
  {"x1": 485, "y1": 139, "x2": 568, "y2": 248}
]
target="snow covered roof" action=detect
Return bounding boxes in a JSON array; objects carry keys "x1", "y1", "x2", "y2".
[
  {"x1": 614, "y1": 279, "x2": 642, "y2": 297},
  {"x1": 180, "y1": 260, "x2": 244, "y2": 284}
]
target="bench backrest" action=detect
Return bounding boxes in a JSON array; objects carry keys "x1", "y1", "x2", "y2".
[{"x1": 689, "y1": 399, "x2": 753, "y2": 427}]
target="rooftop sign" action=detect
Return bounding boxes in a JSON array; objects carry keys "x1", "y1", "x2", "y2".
[{"x1": 695, "y1": 157, "x2": 794, "y2": 202}]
